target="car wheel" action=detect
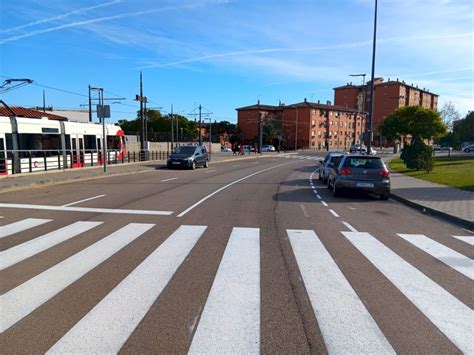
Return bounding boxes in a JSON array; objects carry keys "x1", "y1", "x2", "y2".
[
  {"x1": 191, "y1": 161, "x2": 196, "y2": 170},
  {"x1": 204, "y1": 159, "x2": 209, "y2": 168},
  {"x1": 380, "y1": 191, "x2": 390, "y2": 200},
  {"x1": 465, "y1": 148, "x2": 471, "y2": 153},
  {"x1": 327, "y1": 177, "x2": 332, "y2": 189},
  {"x1": 332, "y1": 181, "x2": 340, "y2": 197}
]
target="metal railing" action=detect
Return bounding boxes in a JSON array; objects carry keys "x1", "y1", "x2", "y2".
[{"x1": 0, "y1": 149, "x2": 170, "y2": 175}]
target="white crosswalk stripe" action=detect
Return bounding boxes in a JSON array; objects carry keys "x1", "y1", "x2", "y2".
[
  {"x1": 397, "y1": 234, "x2": 474, "y2": 280},
  {"x1": 1, "y1": 217, "x2": 472, "y2": 353},
  {"x1": 342, "y1": 231, "x2": 474, "y2": 354},
  {"x1": 1, "y1": 223, "x2": 154, "y2": 333},
  {"x1": 1, "y1": 221, "x2": 103, "y2": 270},
  {"x1": 189, "y1": 227, "x2": 260, "y2": 354},
  {"x1": 288, "y1": 229, "x2": 394, "y2": 354},
  {"x1": 453, "y1": 235, "x2": 474, "y2": 246},
  {"x1": 48, "y1": 225, "x2": 207, "y2": 354},
  {"x1": 0, "y1": 218, "x2": 52, "y2": 238}
]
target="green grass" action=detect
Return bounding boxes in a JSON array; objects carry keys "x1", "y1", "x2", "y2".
[{"x1": 389, "y1": 156, "x2": 474, "y2": 192}]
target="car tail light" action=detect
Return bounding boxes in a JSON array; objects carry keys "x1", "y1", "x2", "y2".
[
  {"x1": 379, "y1": 168, "x2": 390, "y2": 177},
  {"x1": 338, "y1": 167, "x2": 352, "y2": 176}
]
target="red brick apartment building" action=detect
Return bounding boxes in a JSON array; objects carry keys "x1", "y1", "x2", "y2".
[
  {"x1": 236, "y1": 99, "x2": 367, "y2": 150},
  {"x1": 333, "y1": 77, "x2": 438, "y2": 143}
]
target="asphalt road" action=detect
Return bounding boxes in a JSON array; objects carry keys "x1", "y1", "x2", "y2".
[{"x1": 1, "y1": 152, "x2": 472, "y2": 354}]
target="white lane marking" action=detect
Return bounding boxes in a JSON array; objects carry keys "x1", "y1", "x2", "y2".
[
  {"x1": 178, "y1": 160, "x2": 300, "y2": 217},
  {"x1": 0, "y1": 203, "x2": 173, "y2": 216},
  {"x1": 253, "y1": 161, "x2": 260, "y2": 164},
  {"x1": 342, "y1": 222, "x2": 358, "y2": 232},
  {"x1": 62, "y1": 195, "x2": 106, "y2": 207},
  {"x1": 232, "y1": 164, "x2": 240, "y2": 168},
  {"x1": 288, "y1": 229, "x2": 394, "y2": 354},
  {"x1": 0, "y1": 223, "x2": 154, "y2": 333},
  {"x1": 48, "y1": 225, "x2": 206, "y2": 354},
  {"x1": 300, "y1": 204, "x2": 309, "y2": 218},
  {"x1": 316, "y1": 195, "x2": 322, "y2": 200},
  {"x1": 329, "y1": 209, "x2": 340, "y2": 218},
  {"x1": 0, "y1": 216, "x2": 4, "y2": 219},
  {"x1": 453, "y1": 235, "x2": 474, "y2": 246},
  {"x1": 205, "y1": 169, "x2": 217, "y2": 173},
  {"x1": 161, "y1": 177, "x2": 179, "y2": 182},
  {"x1": 342, "y1": 231, "x2": 474, "y2": 354},
  {"x1": 1, "y1": 221, "x2": 103, "y2": 271},
  {"x1": 0, "y1": 218, "x2": 52, "y2": 239},
  {"x1": 397, "y1": 234, "x2": 474, "y2": 280},
  {"x1": 189, "y1": 227, "x2": 260, "y2": 354},
  {"x1": 321, "y1": 201, "x2": 328, "y2": 207},
  {"x1": 347, "y1": 206, "x2": 356, "y2": 210}
]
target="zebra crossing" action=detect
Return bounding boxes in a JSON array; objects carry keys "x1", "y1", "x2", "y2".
[{"x1": 1, "y1": 216, "x2": 473, "y2": 353}]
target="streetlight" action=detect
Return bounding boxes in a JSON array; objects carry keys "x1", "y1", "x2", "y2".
[{"x1": 367, "y1": 0, "x2": 378, "y2": 154}]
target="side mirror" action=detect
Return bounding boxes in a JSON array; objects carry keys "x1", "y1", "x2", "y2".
[{"x1": 195, "y1": 152, "x2": 200, "y2": 156}]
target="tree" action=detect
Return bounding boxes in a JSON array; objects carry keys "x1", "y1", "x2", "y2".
[
  {"x1": 263, "y1": 123, "x2": 280, "y2": 145},
  {"x1": 440, "y1": 101, "x2": 460, "y2": 129},
  {"x1": 453, "y1": 111, "x2": 474, "y2": 144},
  {"x1": 379, "y1": 106, "x2": 447, "y2": 141}
]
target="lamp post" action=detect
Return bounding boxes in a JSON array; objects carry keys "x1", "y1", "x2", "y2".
[
  {"x1": 349, "y1": 73, "x2": 366, "y2": 145},
  {"x1": 367, "y1": 0, "x2": 378, "y2": 154}
]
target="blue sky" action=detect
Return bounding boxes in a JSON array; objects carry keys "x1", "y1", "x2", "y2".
[{"x1": 1, "y1": 0, "x2": 473, "y2": 123}]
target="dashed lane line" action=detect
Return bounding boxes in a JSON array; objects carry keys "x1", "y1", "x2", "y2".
[
  {"x1": 321, "y1": 201, "x2": 328, "y2": 207},
  {"x1": 161, "y1": 177, "x2": 179, "y2": 182},
  {"x1": 329, "y1": 209, "x2": 340, "y2": 218}
]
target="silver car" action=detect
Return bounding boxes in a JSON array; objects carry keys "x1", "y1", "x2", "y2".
[
  {"x1": 319, "y1": 152, "x2": 343, "y2": 184},
  {"x1": 326, "y1": 154, "x2": 390, "y2": 199}
]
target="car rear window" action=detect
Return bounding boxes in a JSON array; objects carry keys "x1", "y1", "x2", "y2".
[
  {"x1": 344, "y1": 157, "x2": 383, "y2": 169},
  {"x1": 330, "y1": 156, "x2": 343, "y2": 166},
  {"x1": 174, "y1": 146, "x2": 196, "y2": 154}
]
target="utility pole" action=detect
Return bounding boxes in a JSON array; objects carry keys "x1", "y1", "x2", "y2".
[
  {"x1": 42, "y1": 90, "x2": 46, "y2": 112},
  {"x1": 88, "y1": 84, "x2": 92, "y2": 122},
  {"x1": 99, "y1": 89, "x2": 107, "y2": 173},
  {"x1": 367, "y1": 0, "x2": 378, "y2": 154},
  {"x1": 198, "y1": 104, "x2": 202, "y2": 145},
  {"x1": 176, "y1": 111, "x2": 179, "y2": 143},
  {"x1": 139, "y1": 72, "x2": 144, "y2": 151},
  {"x1": 294, "y1": 107, "x2": 299, "y2": 150},
  {"x1": 171, "y1": 104, "x2": 174, "y2": 149},
  {"x1": 259, "y1": 112, "x2": 264, "y2": 154},
  {"x1": 209, "y1": 119, "x2": 212, "y2": 160}
]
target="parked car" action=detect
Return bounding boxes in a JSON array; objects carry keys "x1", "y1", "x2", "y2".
[
  {"x1": 349, "y1": 144, "x2": 377, "y2": 155},
  {"x1": 167, "y1": 145, "x2": 209, "y2": 169},
  {"x1": 433, "y1": 145, "x2": 452, "y2": 152},
  {"x1": 243, "y1": 145, "x2": 256, "y2": 152},
  {"x1": 326, "y1": 154, "x2": 390, "y2": 199},
  {"x1": 261, "y1": 145, "x2": 276, "y2": 152},
  {"x1": 463, "y1": 144, "x2": 474, "y2": 153},
  {"x1": 221, "y1": 146, "x2": 232, "y2": 152},
  {"x1": 319, "y1": 152, "x2": 343, "y2": 184}
]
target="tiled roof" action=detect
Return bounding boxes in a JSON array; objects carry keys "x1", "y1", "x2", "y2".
[
  {"x1": 288, "y1": 101, "x2": 363, "y2": 113},
  {"x1": 0, "y1": 106, "x2": 67, "y2": 121},
  {"x1": 235, "y1": 103, "x2": 281, "y2": 111}
]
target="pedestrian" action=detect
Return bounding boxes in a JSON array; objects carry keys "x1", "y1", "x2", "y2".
[{"x1": 239, "y1": 145, "x2": 243, "y2": 155}]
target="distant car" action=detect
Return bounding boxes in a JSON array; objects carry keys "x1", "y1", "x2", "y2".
[
  {"x1": 221, "y1": 146, "x2": 232, "y2": 152},
  {"x1": 319, "y1": 152, "x2": 343, "y2": 184},
  {"x1": 350, "y1": 144, "x2": 377, "y2": 155},
  {"x1": 261, "y1": 145, "x2": 276, "y2": 152},
  {"x1": 243, "y1": 145, "x2": 256, "y2": 152},
  {"x1": 463, "y1": 144, "x2": 474, "y2": 153},
  {"x1": 167, "y1": 145, "x2": 209, "y2": 169},
  {"x1": 326, "y1": 154, "x2": 390, "y2": 199}
]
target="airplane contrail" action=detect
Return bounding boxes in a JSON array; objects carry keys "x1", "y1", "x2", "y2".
[
  {"x1": 0, "y1": 0, "x2": 122, "y2": 34},
  {"x1": 0, "y1": 2, "x2": 219, "y2": 45},
  {"x1": 137, "y1": 32, "x2": 473, "y2": 70}
]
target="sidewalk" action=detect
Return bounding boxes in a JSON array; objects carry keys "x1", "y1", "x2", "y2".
[
  {"x1": 387, "y1": 162, "x2": 473, "y2": 230},
  {"x1": 0, "y1": 151, "x2": 290, "y2": 193}
]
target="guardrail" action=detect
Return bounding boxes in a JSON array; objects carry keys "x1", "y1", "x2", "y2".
[{"x1": 0, "y1": 149, "x2": 170, "y2": 176}]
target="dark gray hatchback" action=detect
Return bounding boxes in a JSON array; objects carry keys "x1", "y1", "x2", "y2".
[
  {"x1": 326, "y1": 155, "x2": 390, "y2": 199},
  {"x1": 167, "y1": 145, "x2": 209, "y2": 169}
]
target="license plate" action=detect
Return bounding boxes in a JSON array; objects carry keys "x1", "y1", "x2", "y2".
[
  {"x1": 356, "y1": 182, "x2": 374, "y2": 188},
  {"x1": 172, "y1": 162, "x2": 180, "y2": 165}
]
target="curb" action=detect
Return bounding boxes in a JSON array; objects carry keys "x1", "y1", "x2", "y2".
[{"x1": 390, "y1": 193, "x2": 473, "y2": 231}]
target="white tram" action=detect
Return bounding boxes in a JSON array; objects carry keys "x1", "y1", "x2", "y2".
[{"x1": 0, "y1": 116, "x2": 126, "y2": 175}]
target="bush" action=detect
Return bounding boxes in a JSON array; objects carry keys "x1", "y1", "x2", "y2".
[{"x1": 401, "y1": 139, "x2": 434, "y2": 172}]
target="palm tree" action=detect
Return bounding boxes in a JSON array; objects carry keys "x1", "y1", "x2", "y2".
[{"x1": 263, "y1": 123, "x2": 280, "y2": 145}]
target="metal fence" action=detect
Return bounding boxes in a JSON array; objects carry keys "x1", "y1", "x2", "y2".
[{"x1": 0, "y1": 149, "x2": 170, "y2": 176}]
